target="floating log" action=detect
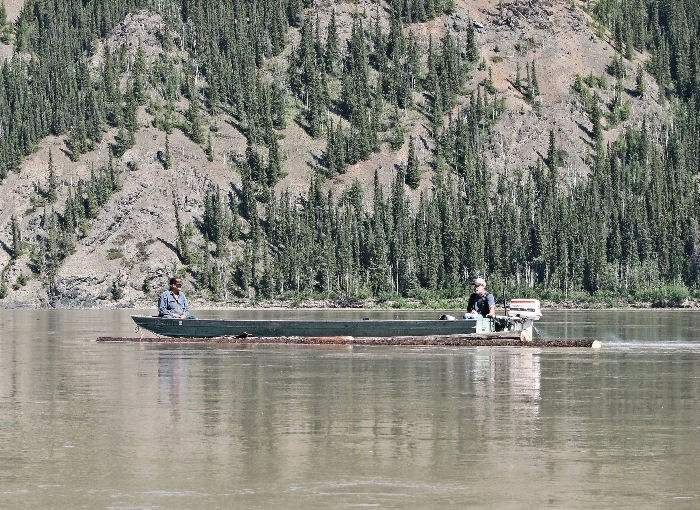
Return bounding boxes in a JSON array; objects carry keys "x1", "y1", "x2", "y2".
[{"x1": 97, "y1": 333, "x2": 598, "y2": 348}]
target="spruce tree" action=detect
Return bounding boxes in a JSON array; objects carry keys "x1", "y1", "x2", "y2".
[
  {"x1": 406, "y1": 34, "x2": 421, "y2": 90},
  {"x1": 431, "y1": 86, "x2": 443, "y2": 137},
  {"x1": 324, "y1": 120, "x2": 339, "y2": 175},
  {"x1": 46, "y1": 150, "x2": 58, "y2": 203},
  {"x1": 324, "y1": 10, "x2": 340, "y2": 74},
  {"x1": 267, "y1": 136, "x2": 282, "y2": 186},
  {"x1": 84, "y1": 176, "x2": 99, "y2": 219},
  {"x1": 370, "y1": 82, "x2": 382, "y2": 152},
  {"x1": 123, "y1": 84, "x2": 139, "y2": 136},
  {"x1": 206, "y1": 130, "x2": 214, "y2": 162},
  {"x1": 530, "y1": 60, "x2": 540, "y2": 97},
  {"x1": 67, "y1": 126, "x2": 84, "y2": 162},
  {"x1": 547, "y1": 128, "x2": 559, "y2": 169},
  {"x1": 229, "y1": 195, "x2": 241, "y2": 241},
  {"x1": 85, "y1": 80, "x2": 104, "y2": 144},
  {"x1": 11, "y1": 215, "x2": 21, "y2": 259},
  {"x1": 259, "y1": 251, "x2": 275, "y2": 298},
  {"x1": 635, "y1": 64, "x2": 645, "y2": 97},
  {"x1": 591, "y1": 92, "x2": 603, "y2": 141},
  {"x1": 306, "y1": 62, "x2": 325, "y2": 138},
  {"x1": 335, "y1": 122, "x2": 348, "y2": 174},
  {"x1": 389, "y1": 106, "x2": 405, "y2": 150},
  {"x1": 174, "y1": 199, "x2": 191, "y2": 264},
  {"x1": 164, "y1": 98, "x2": 175, "y2": 134},
  {"x1": 112, "y1": 127, "x2": 134, "y2": 157},
  {"x1": 163, "y1": 132, "x2": 171, "y2": 169},
  {"x1": 426, "y1": 36, "x2": 438, "y2": 94},
  {"x1": 415, "y1": 0, "x2": 427, "y2": 22},
  {"x1": 212, "y1": 190, "x2": 228, "y2": 258},
  {"x1": 238, "y1": 161, "x2": 256, "y2": 221},
  {"x1": 466, "y1": 18, "x2": 479, "y2": 63},
  {"x1": 111, "y1": 279, "x2": 124, "y2": 301},
  {"x1": 132, "y1": 42, "x2": 147, "y2": 104},
  {"x1": 45, "y1": 211, "x2": 60, "y2": 279},
  {"x1": 270, "y1": 82, "x2": 286, "y2": 128},
  {"x1": 405, "y1": 136, "x2": 420, "y2": 189},
  {"x1": 186, "y1": 93, "x2": 204, "y2": 144}
]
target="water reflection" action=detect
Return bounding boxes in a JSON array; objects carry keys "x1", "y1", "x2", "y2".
[
  {"x1": 0, "y1": 309, "x2": 699, "y2": 509},
  {"x1": 145, "y1": 344, "x2": 549, "y2": 484},
  {"x1": 511, "y1": 351, "x2": 541, "y2": 403},
  {"x1": 157, "y1": 349, "x2": 190, "y2": 414}
]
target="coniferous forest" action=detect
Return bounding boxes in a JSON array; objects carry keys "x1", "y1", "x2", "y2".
[{"x1": 0, "y1": 0, "x2": 698, "y2": 307}]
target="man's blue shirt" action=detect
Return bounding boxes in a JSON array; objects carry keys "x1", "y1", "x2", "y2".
[
  {"x1": 467, "y1": 292, "x2": 495, "y2": 317},
  {"x1": 158, "y1": 290, "x2": 190, "y2": 318}
]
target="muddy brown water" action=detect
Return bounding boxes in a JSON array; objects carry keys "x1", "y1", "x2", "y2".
[{"x1": 1, "y1": 309, "x2": 699, "y2": 509}]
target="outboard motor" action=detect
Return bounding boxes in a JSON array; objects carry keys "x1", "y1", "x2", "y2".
[{"x1": 506, "y1": 299, "x2": 542, "y2": 342}]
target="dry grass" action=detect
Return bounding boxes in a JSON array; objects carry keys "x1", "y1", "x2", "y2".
[{"x1": 3, "y1": 0, "x2": 23, "y2": 21}]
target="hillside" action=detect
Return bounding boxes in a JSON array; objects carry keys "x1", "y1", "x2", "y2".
[{"x1": 0, "y1": 0, "x2": 697, "y2": 308}]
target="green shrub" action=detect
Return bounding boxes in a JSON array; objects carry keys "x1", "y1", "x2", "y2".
[
  {"x1": 12, "y1": 273, "x2": 28, "y2": 291},
  {"x1": 0, "y1": 26, "x2": 12, "y2": 45},
  {"x1": 593, "y1": 290, "x2": 622, "y2": 308},
  {"x1": 111, "y1": 280, "x2": 124, "y2": 301},
  {"x1": 106, "y1": 248, "x2": 124, "y2": 260},
  {"x1": 353, "y1": 285, "x2": 373, "y2": 301},
  {"x1": 657, "y1": 283, "x2": 689, "y2": 305},
  {"x1": 635, "y1": 282, "x2": 689, "y2": 307}
]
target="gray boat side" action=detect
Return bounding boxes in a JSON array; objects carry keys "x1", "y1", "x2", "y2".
[{"x1": 131, "y1": 315, "x2": 494, "y2": 338}]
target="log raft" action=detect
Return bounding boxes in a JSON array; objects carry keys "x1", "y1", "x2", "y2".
[{"x1": 97, "y1": 333, "x2": 599, "y2": 348}]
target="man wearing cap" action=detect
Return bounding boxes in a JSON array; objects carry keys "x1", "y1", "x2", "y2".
[{"x1": 467, "y1": 277, "x2": 496, "y2": 318}]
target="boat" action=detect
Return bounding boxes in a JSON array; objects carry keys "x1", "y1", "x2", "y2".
[
  {"x1": 132, "y1": 315, "x2": 493, "y2": 338},
  {"x1": 131, "y1": 299, "x2": 543, "y2": 340}
]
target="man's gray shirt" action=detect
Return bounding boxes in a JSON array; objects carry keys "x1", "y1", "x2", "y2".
[{"x1": 158, "y1": 290, "x2": 190, "y2": 317}]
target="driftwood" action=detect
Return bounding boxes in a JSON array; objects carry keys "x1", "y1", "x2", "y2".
[{"x1": 97, "y1": 333, "x2": 597, "y2": 348}]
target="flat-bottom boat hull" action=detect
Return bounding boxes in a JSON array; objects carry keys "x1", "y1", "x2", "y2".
[{"x1": 131, "y1": 315, "x2": 494, "y2": 338}]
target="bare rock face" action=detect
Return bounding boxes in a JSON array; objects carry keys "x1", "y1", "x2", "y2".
[
  {"x1": 472, "y1": 0, "x2": 666, "y2": 184},
  {"x1": 51, "y1": 275, "x2": 109, "y2": 308},
  {"x1": 89, "y1": 10, "x2": 178, "y2": 70},
  {"x1": 450, "y1": 11, "x2": 483, "y2": 32}
]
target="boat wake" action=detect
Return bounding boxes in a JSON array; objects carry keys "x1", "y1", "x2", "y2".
[
  {"x1": 534, "y1": 326, "x2": 700, "y2": 350},
  {"x1": 597, "y1": 340, "x2": 700, "y2": 350}
]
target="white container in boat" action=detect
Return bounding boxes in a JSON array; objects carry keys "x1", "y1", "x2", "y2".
[
  {"x1": 474, "y1": 317, "x2": 494, "y2": 333},
  {"x1": 507, "y1": 299, "x2": 542, "y2": 320}
]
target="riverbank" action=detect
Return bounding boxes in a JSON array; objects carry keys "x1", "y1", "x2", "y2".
[
  {"x1": 3, "y1": 294, "x2": 699, "y2": 310},
  {"x1": 174, "y1": 297, "x2": 700, "y2": 311},
  {"x1": 48, "y1": 297, "x2": 700, "y2": 310}
]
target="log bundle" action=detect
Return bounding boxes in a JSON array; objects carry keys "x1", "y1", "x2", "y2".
[{"x1": 97, "y1": 333, "x2": 598, "y2": 348}]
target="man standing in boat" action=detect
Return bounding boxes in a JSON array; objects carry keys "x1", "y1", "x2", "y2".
[
  {"x1": 158, "y1": 277, "x2": 194, "y2": 319},
  {"x1": 467, "y1": 277, "x2": 496, "y2": 318}
]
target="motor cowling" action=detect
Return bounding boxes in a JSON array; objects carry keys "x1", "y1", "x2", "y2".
[
  {"x1": 507, "y1": 298, "x2": 542, "y2": 320},
  {"x1": 505, "y1": 299, "x2": 541, "y2": 342}
]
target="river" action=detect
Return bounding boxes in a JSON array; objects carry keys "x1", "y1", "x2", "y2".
[{"x1": 1, "y1": 309, "x2": 698, "y2": 508}]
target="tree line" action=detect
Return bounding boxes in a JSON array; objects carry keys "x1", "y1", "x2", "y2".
[{"x1": 1, "y1": 0, "x2": 697, "y2": 305}]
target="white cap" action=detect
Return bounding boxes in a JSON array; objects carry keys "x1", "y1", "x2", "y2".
[{"x1": 473, "y1": 277, "x2": 486, "y2": 286}]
